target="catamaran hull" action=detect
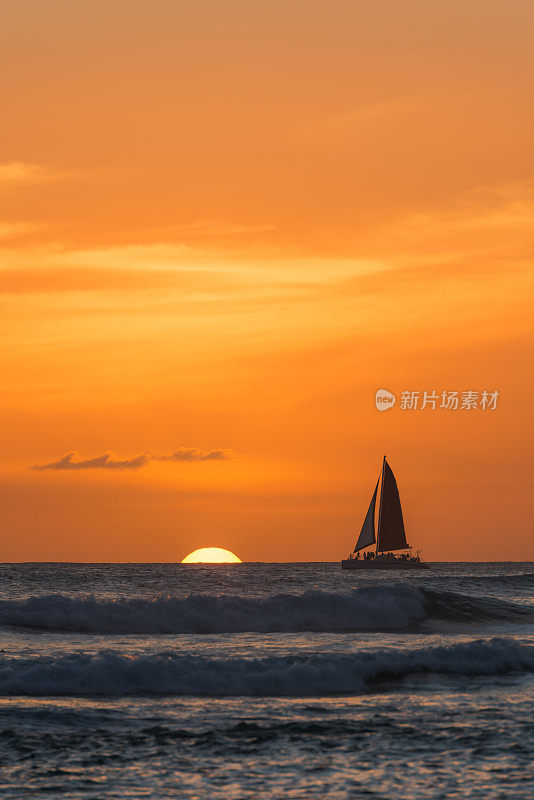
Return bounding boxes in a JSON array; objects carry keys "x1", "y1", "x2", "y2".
[{"x1": 341, "y1": 560, "x2": 428, "y2": 570}]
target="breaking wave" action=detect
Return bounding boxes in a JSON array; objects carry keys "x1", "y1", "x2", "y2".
[
  {"x1": 0, "y1": 586, "x2": 531, "y2": 634},
  {"x1": 0, "y1": 586, "x2": 426, "y2": 633},
  {"x1": 0, "y1": 638, "x2": 531, "y2": 696},
  {"x1": 421, "y1": 590, "x2": 533, "y2": 623}
]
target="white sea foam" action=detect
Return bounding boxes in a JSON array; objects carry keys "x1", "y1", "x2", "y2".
[{"x1": 0, "y1": 638, "x2": 531, "y2": 696}]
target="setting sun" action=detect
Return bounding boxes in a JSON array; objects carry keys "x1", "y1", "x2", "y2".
[{"x1": 181, "y1": 547, "x2": 242, "y2": 564}]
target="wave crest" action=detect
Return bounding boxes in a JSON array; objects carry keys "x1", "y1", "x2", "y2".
[
  {"x1": 1, "y1": 586, "x2": 531, "y2": 634},
  {"x1": 0, "y1": 638, "x2": 531, "y2": 696},
  {"x1": 0, "y1": 585, "x2": 426, "y2": 633}
]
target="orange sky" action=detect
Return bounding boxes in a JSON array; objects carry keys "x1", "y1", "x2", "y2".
[{"x1": 1, "y1": 1, "x2": 533, "y2": 561}]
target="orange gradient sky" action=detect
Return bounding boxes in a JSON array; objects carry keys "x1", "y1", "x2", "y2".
[{"x1": 1, "y1": 1, "x2": 533, "y2": 561}]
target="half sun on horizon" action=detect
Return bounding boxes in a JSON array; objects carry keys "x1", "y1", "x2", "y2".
[{"x1": 181, "y1": 547, "x2": 242, "y2": 564}]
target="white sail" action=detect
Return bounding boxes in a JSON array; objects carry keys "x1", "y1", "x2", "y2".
[{"x1": 353, "y1": 480, "x2": 379, "y2": 552}]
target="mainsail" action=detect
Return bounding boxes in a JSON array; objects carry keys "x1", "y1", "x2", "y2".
[
  {"x1": 377, "y1": 459, "x2": 409, "y2": 552},
  {"x1": 353, "y1": 480, "x2": 379, "y2": 552}
]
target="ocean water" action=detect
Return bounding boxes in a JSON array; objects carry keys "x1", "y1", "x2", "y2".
[{"x1": 0, "y1": 563, "x2": 532, "y2": 799}]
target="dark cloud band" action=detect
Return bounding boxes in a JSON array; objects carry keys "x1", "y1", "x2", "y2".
[
  {"x1": 156, "y1": 448, "x2": 229, "y2": 462},
  {"x1": 31, "y1": 448, "x2": 232, "y2": 471},
  {"x1": 31, "y1": 452, "x2": 149, "y2": 471}
]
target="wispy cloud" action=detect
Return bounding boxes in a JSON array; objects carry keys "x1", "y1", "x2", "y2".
[
  {"x1": 31, "y1": 448, "x2": 233, "y2": 471},
  {"x1": 0, "y1": 162, "x2": 62, "y2": 185},
  {"x1": 0, "y1": 222, "x2": 43, "y2": 239},
  {"x1": 0, "y1": 265, "x2": 236, "y2": 294},
  {"x1": 145, "y1": 220, "x2": 276, "y2": 238},
  {"x1": 0, "y1": 162, "x2": 40, "y2": 183},
  {"x1": 31, "y1": 452, "x2": 149, "y2": 471},
  {"x1": 156, "y1": 447, "x2": 231, "y2": 462},
  {"x1": 0, "y1": 242, "x2": 377, "y2": 297}
]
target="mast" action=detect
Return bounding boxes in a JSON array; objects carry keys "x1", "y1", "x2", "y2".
[{"x1": 376, "y1": 455, "x2": 386, "y2": 554}]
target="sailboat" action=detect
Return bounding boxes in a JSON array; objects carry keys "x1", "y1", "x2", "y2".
[{"x1": 342, "y1": 456, "x2": 428, "y2": 569}]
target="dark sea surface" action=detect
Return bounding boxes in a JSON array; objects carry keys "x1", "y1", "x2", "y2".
[{"x1": 0, "y1": 562, "x2": 532, "y2": 799}]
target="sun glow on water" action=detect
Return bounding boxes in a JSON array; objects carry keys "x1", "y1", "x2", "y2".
[{"x1": 181, "y1": 547, "x2": 242, "y2": 564}]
